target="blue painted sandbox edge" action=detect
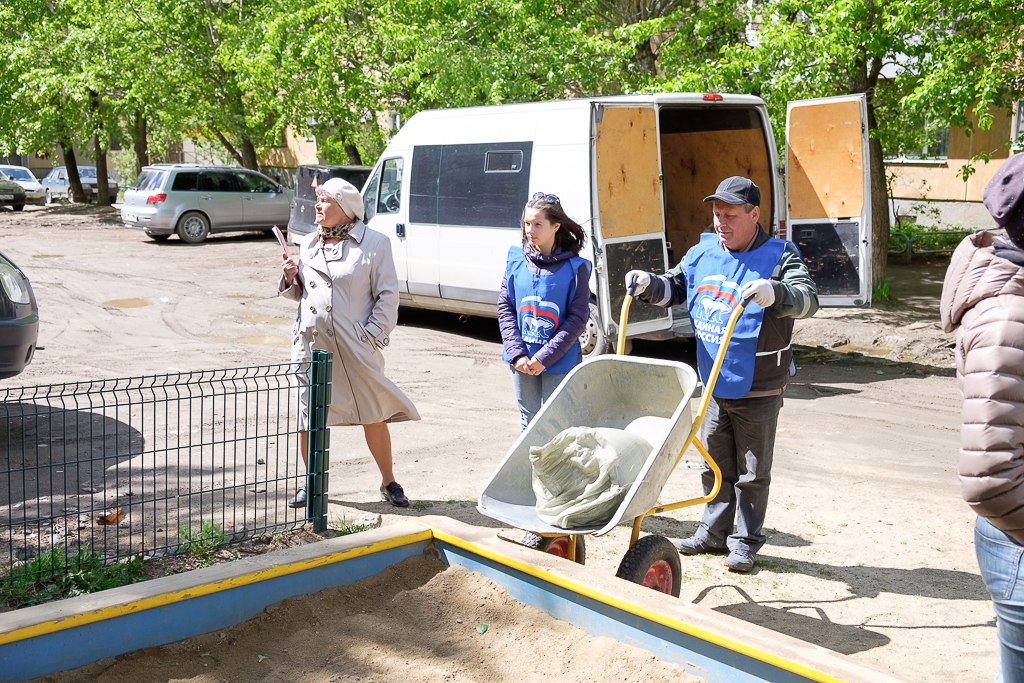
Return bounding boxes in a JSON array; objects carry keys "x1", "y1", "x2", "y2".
[
  {"x1": 436, "y1": 540, "x2": 811, "y2": 683},
  {"x1": 0, "y1": 539, "x2": 429, "y2": 681}
]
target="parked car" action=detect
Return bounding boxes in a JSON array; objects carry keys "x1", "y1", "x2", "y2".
[
  {"x1": 120, "y1": 164, "x2": 293, "y2": 244},
  {"x1": 285, "y1": 164, "x2": 371, "y2": 243},
  {"x1": 0, "y1": 175, "x2": 26, "y2": 211},
  {"x1": 40, "y1": 165, "x2": 119, "y2": 204},
  {"x1": 0, "y1": 251, "x2": 39, "y2": 380},
  {"x1": 0, "y1": 165, "x2": 44, "y2": 205}
]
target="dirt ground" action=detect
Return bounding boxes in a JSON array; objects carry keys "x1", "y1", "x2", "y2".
[{"x1": 0, "y1": 204, "x2": 991, "y2": 682}]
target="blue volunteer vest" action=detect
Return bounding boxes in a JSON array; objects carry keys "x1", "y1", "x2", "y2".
[
  {"x1": 683, "y1": 233, "x2": 787, "y2": 399},
  {"x1": 503, "y1": 247, "x2": 589, "y2": 375}
]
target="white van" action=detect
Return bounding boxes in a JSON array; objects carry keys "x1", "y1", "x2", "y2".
[{"x1": 360, "y1": 93, "x2": 871, "y2": 355}]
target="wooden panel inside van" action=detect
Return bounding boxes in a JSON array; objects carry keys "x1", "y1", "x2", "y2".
[
  {"x1": 660, "y1": 129, "x2": 773, "y2": 261},
  {"x1": 788, "y1": 99, "x2": 865, "y2": 220},
  {"x1": 594, "y1": 107, "x2": 664, "y2": 239}
]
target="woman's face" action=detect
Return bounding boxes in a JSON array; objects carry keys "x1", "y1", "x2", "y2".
[
  {"x1": 315, "y1": 193, "x2": 348, "y2": 227},
  {"x1": 523, "y1": 207, "x2": 560, "y2": 255}
]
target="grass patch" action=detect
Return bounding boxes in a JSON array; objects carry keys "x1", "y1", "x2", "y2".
[
  {"x1": 179, "y1": 521, "x2": 229, "y2": 565},
  {"x1": 872, "y1": 279, "x2": 893, "y2": 303},
  {"x1": 329, "y1": 516, "x2": 375, "y2": 536},
  {"x1": 0, "y1": 547, "x2": 145, "y2": 609}
]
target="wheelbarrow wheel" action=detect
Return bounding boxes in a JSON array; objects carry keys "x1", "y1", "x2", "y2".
[
  {"x1": 616, "y1": 535, "x2": 681, "y2": 596},
  {"x1": 521, "y1": 532, "x2": 586, "y2": 565}
]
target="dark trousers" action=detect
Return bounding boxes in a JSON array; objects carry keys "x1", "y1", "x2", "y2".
[{"x1": 694, "y1": 393, "x2": 784, "y2": 555}]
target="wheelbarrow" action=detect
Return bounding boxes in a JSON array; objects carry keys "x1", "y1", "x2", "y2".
[{"x1": 478, "y1": 282, "x2": 750, "y2": 596}]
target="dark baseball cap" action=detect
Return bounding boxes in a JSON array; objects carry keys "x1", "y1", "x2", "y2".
[{"x1": 703, "y1": 176, "x2": 761, "y2": 206}]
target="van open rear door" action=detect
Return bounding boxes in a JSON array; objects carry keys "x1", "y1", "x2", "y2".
[
  {"x1": 786, "y1": 94, "x2": 872, "y2": 306},
  {"x1": 592, "y1": 104, "x2": 672, "y2": 344}
]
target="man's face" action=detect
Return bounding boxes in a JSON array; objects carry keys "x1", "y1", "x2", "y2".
[{"x1": 712, "y1": 200, "x2": 760, "y2": 251}]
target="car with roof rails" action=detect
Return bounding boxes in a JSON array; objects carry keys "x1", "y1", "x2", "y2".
[
  {"x1": 120, "y1": 164, "x2": 293, "y2": 244},
  {"x1": 0, "y1": 165, "x2": 44, "y2": 205}
]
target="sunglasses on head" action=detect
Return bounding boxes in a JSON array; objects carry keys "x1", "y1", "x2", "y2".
[{"x1": 531, "y1": 191, "x2": 560, "y2": 204}]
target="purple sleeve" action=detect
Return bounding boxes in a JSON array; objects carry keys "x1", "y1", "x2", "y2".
[
  {"x1": 497, "y1": 272, "x2": 527, "y2": 362},
  {"x1": 533, "y1": 262, "x2": 591, "y2": 368}
]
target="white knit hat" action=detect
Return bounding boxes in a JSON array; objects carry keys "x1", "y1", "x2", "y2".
[{"x1": 317, "y1": 177, "x2": 365, "y2": 221}]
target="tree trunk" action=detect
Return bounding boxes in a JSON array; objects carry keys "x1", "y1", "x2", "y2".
[
  {"x1": 634, "y1": 40, "x2": 658, "y2": 77},
  {"x1": 59, "y1": 140, "x2": 86, "y2": 204},
  {"x1": 867, "y1": 102, "x2": 889, "y2": 288},
  {"x1": 344, "y1": 142, "x2": 362, "y2": 166},
  {"x1": 132, "y1": 112, "x2": 149, "y2": 177},
  {"x1": 93, "y1": 134, "x2": 111, "y2": 207},
  {"x1": 239, "y1": 139, "x2": 259, "y2": 170}
]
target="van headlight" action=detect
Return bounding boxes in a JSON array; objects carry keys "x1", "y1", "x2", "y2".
[{"x1": 0, "y1": 263, "x2": 31, "y2": 304}]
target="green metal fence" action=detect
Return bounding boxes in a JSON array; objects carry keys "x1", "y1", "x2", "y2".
[{"x1": 0, "y1": 350, "x2": 332, "y2": 582}]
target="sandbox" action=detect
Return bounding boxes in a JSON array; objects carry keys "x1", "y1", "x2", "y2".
[{"x1": 0, "y1": 517, "x2": 902, "y2": 682}]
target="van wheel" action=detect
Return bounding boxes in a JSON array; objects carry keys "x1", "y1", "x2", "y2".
[
  {"x1": 177, "y1": 212, "x2": 210, "y2": 244},
  {"x1": 579, "y1": 302, "x2": 609, "y2": 358}
]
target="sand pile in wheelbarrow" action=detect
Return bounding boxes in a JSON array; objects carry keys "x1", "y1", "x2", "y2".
[{"x1": 45, "y1": 556, "x2": 704, "y2": 682}]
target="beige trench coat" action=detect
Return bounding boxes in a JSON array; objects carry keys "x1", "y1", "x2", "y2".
[{"x1": 279, "y1": 222, "x2": 420, "y2": 427}]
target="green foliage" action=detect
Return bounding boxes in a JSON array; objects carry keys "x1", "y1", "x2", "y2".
[
  {"x1": 872, "y1": 279, "x2": 893, "y2": 303},
  {"x1": 179, "y1": 521, "x2": 228, "y2": 563},
  {"x1": 329, "y1": 516, "x2": 375, "y2": 536},
  {"x1": 0, "y1": 547, "x2": 145, "y2": 609}
]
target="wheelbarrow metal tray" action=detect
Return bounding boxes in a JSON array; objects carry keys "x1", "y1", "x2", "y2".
[{"x1": 478, "y1": 355, "x2": 698, "y2": 536}]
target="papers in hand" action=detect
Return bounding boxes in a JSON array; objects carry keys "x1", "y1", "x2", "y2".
[{"x1": 272, "y1": 226, "x2": 290, "y2": 256}]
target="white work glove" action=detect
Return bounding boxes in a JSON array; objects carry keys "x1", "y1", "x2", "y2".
[
  {"x1": 625, "y1": 270, "x2": 652, "y2": 295},
  {"x1": 741, "y1": 279, "x2": 776, "y2": 308}
]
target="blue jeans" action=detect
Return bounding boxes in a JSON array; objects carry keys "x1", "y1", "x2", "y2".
[
  {"x1": 693, "y1": 393, "x2": 783, "y2": 555},
  {"x1": 976, "y1": 516, "x2": 1024, "y2": 683},
  {"x1": 510, "y1": 367, "x2": 566, "y2": 431}
]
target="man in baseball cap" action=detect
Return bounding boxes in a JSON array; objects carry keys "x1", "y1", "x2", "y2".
[
  {"x1": 703, "y1": 175, "x2": 762, "y2": 207},
  {"x1": 624, "y1": 175, "x2": 818, "y2": 573}
]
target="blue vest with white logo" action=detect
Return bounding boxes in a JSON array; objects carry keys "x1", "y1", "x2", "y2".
[
  {"x1": 683, "y1": 233, "x2": 786, "y2": 399},
  {"x1": 503, "y1": 247, "x2": 588, "y2": 375}
]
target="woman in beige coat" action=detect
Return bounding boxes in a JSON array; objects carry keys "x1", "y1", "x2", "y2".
[{"x1": 279, "y1": 178, "x2": 419, "y2": 508}]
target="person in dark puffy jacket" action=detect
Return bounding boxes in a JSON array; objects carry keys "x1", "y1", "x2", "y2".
[{"x1": 941, "y1": 153, "x2": 1024, "y2": 682}]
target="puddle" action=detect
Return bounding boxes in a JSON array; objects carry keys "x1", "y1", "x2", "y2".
[
  {"x1": 830, "y1": 343, "x2": 893, "y2": 358},
  {"x1": 237, "y1": 336, "x2": 289, "y2": 345},
  {"x1": 103, "y1": 298, "x2": 149, "y2": 309}
]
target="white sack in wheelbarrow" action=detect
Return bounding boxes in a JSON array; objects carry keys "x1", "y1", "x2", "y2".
[{"x1": 529, "y1": 426, "x2": 653, "y2": 529}]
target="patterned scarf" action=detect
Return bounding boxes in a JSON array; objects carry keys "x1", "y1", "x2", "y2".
[{"x1": 317, "y1": 222, "x2": 352, "y2": 241}]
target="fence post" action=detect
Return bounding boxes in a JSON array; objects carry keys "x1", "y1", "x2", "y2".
[{"x1": 306, "y1": 349, "x2": 332, "y2": 532}]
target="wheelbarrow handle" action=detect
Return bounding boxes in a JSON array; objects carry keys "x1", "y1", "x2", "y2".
[{"x1": 626, "y1": 274, "x2": 639, "y2": 298}]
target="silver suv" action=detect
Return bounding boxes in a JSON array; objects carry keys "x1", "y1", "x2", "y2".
[{"x1": 120, "y1": 164, "x2": 292, "y2": 244}]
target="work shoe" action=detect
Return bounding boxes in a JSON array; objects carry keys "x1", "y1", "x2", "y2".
[
  {"x1": 723, "y1": 549, "x2": 755, "y2": 573},
  {"x1": 287, "y1": 487, "x2": 306, "y2": 509},
  {"x1": 674, "y1": 536, "x2": 727, "y2": 556},
  {"x1": 380, "y1": 481, "x2": 410, "y2": 508}
]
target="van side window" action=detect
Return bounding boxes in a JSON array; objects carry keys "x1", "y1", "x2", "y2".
[
  {"x1": 377, "y1": 158, "x2": 403, "y2": 215},
  {"x1": 363, "y1": 166, "x2": 381, "y2": 222},
  {"x1": 410, "y1": 142, "x2": 533, "y2": 228}
]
